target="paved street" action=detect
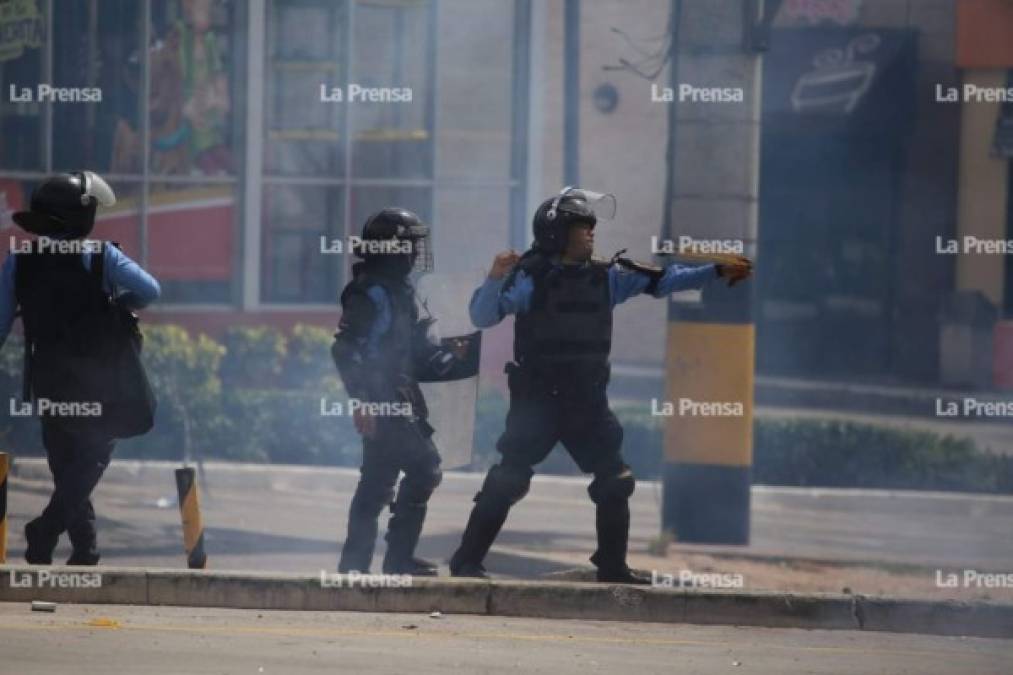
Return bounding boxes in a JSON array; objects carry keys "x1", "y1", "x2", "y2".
[{"x1": 0, "y1": 602, "x2": 1009, "y2": 675}]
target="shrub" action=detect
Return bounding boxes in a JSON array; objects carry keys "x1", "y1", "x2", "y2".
[
  {"x1": 281, "y1": 323, "x2": 336, "y2": 389},
  {"x1": 219, "y1": 326, "x2": 286, "y2": 388}
]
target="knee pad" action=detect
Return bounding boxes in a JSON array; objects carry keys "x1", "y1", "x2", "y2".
[
  {"x1": 588, "y1": 467, "x2": 636, "y2": 505},
  {"x1": 398, "y1": 466, "x2": 443, "y2": 506},
  {"x1": 478, "y1": 462, "x2": 533, "y2": 505}
]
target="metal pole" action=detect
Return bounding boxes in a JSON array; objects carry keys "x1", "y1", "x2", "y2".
[{"x1": 563, "y1": 0, "x2": 580, "y2": 187}]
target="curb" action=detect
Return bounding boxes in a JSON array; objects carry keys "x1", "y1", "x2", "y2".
[{"x1": 2, "y1": 565, "x2": 1010, "y2": 639}]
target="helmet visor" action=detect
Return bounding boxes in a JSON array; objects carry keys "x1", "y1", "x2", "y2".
[
  {"x1": 403, "y1": 224, "x2": 433, "y2": 275},
  {"x1": 557, "y1": 186, "x2": 616, "y2": 220},
  {"x1": 82, "y1": 171, "x2": 116, "y2": 207}
]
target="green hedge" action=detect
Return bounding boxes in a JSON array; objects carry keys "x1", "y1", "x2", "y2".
[
  {"x1": 753, "y1": 419, "x2": 1013, "y2": 493},
  {"x1": 0, "y1": 323, "x2": 360, "y2": 466},
  {"x1": 2, "y1": 324, "x2": 1010, "y2": 495}
]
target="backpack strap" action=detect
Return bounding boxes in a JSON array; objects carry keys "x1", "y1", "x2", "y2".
[{"x1": 92, "y1": 241, "x2": 107, "y2": 296}]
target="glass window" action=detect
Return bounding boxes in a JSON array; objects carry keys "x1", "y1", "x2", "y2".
[
  {"x1": 148, "y1": 0, "x2": 240, "y2": 177},
  {"x1": 0, "y1": 0, "x2": 47, "y2": 173},
  {"x1": 350, "y1": 0, "x2": 433, "y2": 179},
  {"x1": 265, "y1": 0, "x2": 348, "y2": 177},
  {"x1": 262, "y1": 184, "x2": 344, "y2": 303},
  {"x1": 51, "y1": 0, "x2": 143, "y2": 173},
  {"x1": 260, "y1": 0, "x2": 439, "y2": 304}
]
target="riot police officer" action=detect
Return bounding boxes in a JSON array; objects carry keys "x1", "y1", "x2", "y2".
[
  {"x1": 333, "y1": 207, "x2": 462, "y2": 576},
  {"x1": 449, "y1": 187, "x2": 751, "y2": 583},
  {"x1": 1, "y1": 171, "x2": 161, "y2": 565}
]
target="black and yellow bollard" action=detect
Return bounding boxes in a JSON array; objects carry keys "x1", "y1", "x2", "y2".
[
  {"x1": 0, "y1": 452, "x2": 8, "y2": 563},
  {"x1": 174, "y1": 467, "x2": 207, "y2": 569},
  {"x1": 662, "y1": 280, "x2": 753, "y2": 544}
]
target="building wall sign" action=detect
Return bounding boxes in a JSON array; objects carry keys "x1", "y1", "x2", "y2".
[{"x1": 0, "y1": 0, "x2": 44, "y2": 63}]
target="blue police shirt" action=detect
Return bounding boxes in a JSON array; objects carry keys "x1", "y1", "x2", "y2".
[{"x1": 469, "y1": 259, "x2": 716, "y2": 328}]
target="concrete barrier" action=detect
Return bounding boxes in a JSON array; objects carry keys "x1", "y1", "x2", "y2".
[{"x1": 1, "y1": 564, "x2": 1010, "y2": 639}]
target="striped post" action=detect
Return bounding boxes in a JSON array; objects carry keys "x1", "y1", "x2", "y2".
[
  {"x1": 174, "y1": 467, "x2": 207, "y2": 569},
  {"x1": 659, "y1": 0, "x2": 761, "y2": 544},
  {"x1": 0, "y1": 452, "x2": 7, "y2": 563},
  {"x1": 662, "y1": 282, "x2": 754, "y2": 544}
]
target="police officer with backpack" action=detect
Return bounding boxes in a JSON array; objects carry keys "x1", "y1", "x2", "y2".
[
  {"x1": 449, "y1": 187, "x2": 752, "y2": 583},
  {"x1": 0, "y1": 171, "x2": 160, "y2": 566}
]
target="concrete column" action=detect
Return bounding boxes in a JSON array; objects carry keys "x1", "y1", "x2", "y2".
[{"x1": 661, "y1": 0, "x2": 763, "y2": 544}]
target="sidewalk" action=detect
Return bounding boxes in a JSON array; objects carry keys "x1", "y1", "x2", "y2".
[{"x1": 1, "y1": 565, "x2": 1011, "y2": 639}]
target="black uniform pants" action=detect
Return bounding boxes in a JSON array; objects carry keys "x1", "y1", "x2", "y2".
[
  {"x1": 452, "y1": 369, "x2": 633, "y2": 574},
  {"x1": 339, "y1": 417, "x2": 442, "y2": 572},
  {"x1": 34, "y1": 420, "x2": 116, "y2": 554}
]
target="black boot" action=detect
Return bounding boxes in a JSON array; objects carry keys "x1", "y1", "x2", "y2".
[
  {"x1": 383, "y1": 502, "x2": 437, "y2": 576},
  {"x1": 339, "y1": 496, "x2": 383, "y2": 573},
  {"x1": 590, "y1": 498, "x2": 649, "y2": 584},
  {"x1": 596, "y1": 566, "x2": 652, "y2": 584},
  {"x1": 66, "y1": 506, "x2": 100, "y2": 566},
  {"x1": 24, "y1": 519, "x2": 59, "y2": 565},
  {"x1": 449, "y1": 493, "x2": 511, "y2": 578}
]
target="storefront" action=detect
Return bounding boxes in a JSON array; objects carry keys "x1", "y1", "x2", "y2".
[{"x1": 0, "y1": 0, "x2": 529, "y2": 331}]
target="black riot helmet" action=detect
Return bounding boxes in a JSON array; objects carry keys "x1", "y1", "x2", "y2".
[
  {"x1": 532, "y1": 186, "x2": 616, "y2": 254},
  {"x1": 355, "y1": 207, "x2": 432, "y2": 277},
  {"x1": 13, "y1": 171, "x2": 116, "y2": 239}
]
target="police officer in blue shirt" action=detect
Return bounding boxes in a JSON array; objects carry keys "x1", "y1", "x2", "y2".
[
  {"x1": 449, "y1": 187, "x2": 751, "y2": 583},
  {"x1": 1, "y1": 171, "x2": 160, "y2": 566},
  {"x1": 332, "y1": 208, "x2": 470, "y2": 576}
]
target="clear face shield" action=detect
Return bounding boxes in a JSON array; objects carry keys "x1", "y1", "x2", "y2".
[
  {"x1": 403, "y1": 223, "x2": 433, "y2": 276},
  {"x1": 80, "y1": 171, "x2": 117, "y2": 207},
  {"x1": 549, "y1": 185, "x2": 617, "y2": 222}
]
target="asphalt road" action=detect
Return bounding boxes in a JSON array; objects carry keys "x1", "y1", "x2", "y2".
[
  {"x1": 4, "y1": 460, "x2": 1012, "y2": 578},
  {"x1": 0, "y1": 602, "x2": 1009, "y2": 675}
]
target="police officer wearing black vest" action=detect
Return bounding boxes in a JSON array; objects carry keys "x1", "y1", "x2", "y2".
[
  {"x1": 450, "y1": 187, "x2": 751, "y2": 583},
  {"x1": 0, "y1": 172, "x2": 160, "y2": 565},
  {"x1": 332, "y1": 208, "x2": 473, "y2": 576}
]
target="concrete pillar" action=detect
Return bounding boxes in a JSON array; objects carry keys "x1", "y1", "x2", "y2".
[{"x1": 661, "y1": 0, "x2": 763, "y2": 544}]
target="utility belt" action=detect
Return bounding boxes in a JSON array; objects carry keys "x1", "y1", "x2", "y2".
[{"x1": 505, "y1": 360, "x2": 610, "y2": 401}]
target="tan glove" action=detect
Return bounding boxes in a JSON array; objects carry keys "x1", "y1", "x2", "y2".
[{"x1": 716, "y1": 255, "x2": 753, "y2": 287}]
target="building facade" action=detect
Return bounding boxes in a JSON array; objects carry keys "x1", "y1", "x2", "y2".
[{"x1": 1, "y1": 0, "x2": 1010, "y2": 390}]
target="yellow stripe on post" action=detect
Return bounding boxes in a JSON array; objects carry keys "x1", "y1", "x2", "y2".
[
  {"x1": 662, "y1": 286, "x2": 755, "y2": 545},
  {"x1": 175, "y1": 467, "x2": 207, "y2": 569},
  {"x1": 0, "y1": 452, "x2": 8, "y2": 564},
  {"x1": 663, "y1": 322, "x2": 754, "y2": 467}
]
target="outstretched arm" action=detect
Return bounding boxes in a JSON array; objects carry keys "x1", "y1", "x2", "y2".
[
  {"x1": 610, "y1": 261, "x2": 717, "y2": 306},
  {"x1": 610, "y1": 254, "x2": 753, "y2": 305}
]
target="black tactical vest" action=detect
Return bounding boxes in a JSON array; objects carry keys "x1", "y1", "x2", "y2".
[
  {"x1": 512, "y1": 255, "x2": 613, "y2": 384},
  {"x1": 341, "y1": 266, "x2": 420, "y2": 383},
  {"x1": 15, "y1": 245, "x2": 109, "y2": 356},
  {"x1": 13, "y1": 242, "x2": 157, "y2": 437}
]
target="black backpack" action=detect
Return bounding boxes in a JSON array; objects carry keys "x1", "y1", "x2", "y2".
[{"x1": 14, "y1": 241, "x2": 156, "y2": 438}]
